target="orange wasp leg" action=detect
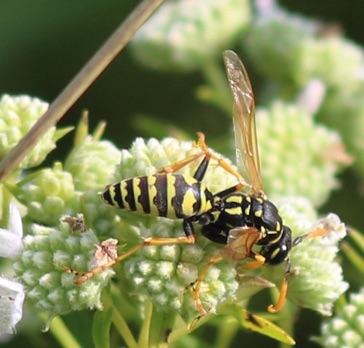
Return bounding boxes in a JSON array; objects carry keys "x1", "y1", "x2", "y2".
[
  {"x1": 192, "y1": 254, "x2": 224, "y2": 316},
  {"x1": 161, "y1": 132, "x2": 249, "y2": 191},
  {"x1": 72, "y1": 235, "x2": 196, "y2": 285},
  {"x1": 268, "y1": 227, "x2": 328, "y2": 313}
]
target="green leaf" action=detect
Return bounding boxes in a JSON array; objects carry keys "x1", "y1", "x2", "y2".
[
  {"x1": 222, "y1": 306, "x2": 296, "y2": 345},
  {"x1": 92, "y1": 286, "x2": 113, "y2": 348}
]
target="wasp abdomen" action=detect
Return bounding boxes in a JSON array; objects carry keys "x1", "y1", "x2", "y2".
[{"x1": 101, "y1": 173, "x2": 214, "y2": 220}]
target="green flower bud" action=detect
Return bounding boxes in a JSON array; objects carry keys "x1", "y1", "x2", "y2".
[
  {"x1": 296, "y1": 37, "x2": 364, "y2": 93},
  {"x1": 261, "y1": 197, "x2": 348, "y2": 315},
  {"x1": 13, "y1": 216, "x2": 113, "y2": 319},
  {"x1": 64, "y1": 137, "x2": 121, "y2": 192},
  {"x1": 130, "y1": 0, "x2": 251, "y2": 71},
  {"x1": 320, "y1": 92, "x2": 364, "y2": 178},
  {"x1": 0, "y1": 95, "x2": 56, "y2": 168},
  {"x1": 257, "y1": 102, "x2": 350, "y2": 207},
  {"x1": 315, "y1": 289, "x2": 364, "y2": 347},
  {"x1": 123, "y1": 220, "x2": 238, "y2": 322},
  {"x1": 81, "y1": 189, "x2": 125, "y2": 238},
  {"x1": 245, "y1": 6, "x2": 317, "y2": 81},
  {"x1": 15, "y1": 164, "x2": 80, "y2": 226}
]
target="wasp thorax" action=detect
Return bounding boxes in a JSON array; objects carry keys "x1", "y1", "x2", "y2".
[{"x1": 248, "y1": 198, "x2": 283, "y2": 237}]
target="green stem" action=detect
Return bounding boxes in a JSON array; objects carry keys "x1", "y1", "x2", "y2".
[
  {"x1": 149, "y1": 308, "x2": 177, "y2": 348},
  {"x1": 112, "y1": 305, "x2": 138, "y2": 348},
  {"x1": 215, "y1": 316, "x2": 239, "y2": 348},
  {"x1": 0, "y1": 0, "x2": 166, "y2": 184},
  {"x1": 138, "y1": 300, "x2": 153, "y2": 348},
  {"x1": 93, "y1": 285, "x2": 113, "y2": 348},
  {"x1": 40, "y1": 315, "x2": 81, "y2": 348},
  {"x1": 200, "y1": 59, "x2": 233, "y2": 114},
  {"x1": 276, "y1": 301, "x2": 297, "y2": 348}
]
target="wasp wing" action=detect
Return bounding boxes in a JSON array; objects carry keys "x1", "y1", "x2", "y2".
[
  {"x1": 220, "y1": 226, "x2": 260, "y2": 261},
  {"x1": 223, "y1": 50, "x2": 263, "y2": 196}
]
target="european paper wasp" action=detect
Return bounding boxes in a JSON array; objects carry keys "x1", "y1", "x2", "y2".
[{"x1": 72, "y1": 50, "x2": 325, "y2": 316}]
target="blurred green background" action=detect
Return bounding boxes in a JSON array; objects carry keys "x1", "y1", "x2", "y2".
[
  {"x1": 2, "y1": 1, "x2": 362, "y2": 149},
  {"x1": 1, "y1": 1, "x2": 364, "y2": 347}
]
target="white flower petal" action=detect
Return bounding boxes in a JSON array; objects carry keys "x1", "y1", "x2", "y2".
[
  {"x1": 9, "y1": 204, "x2": 23, "y2": 238},
  {"x1": 0, "y1": 205, "x2": 23, "y2": 257},
  {"x1": 0, "y1": 277, "x2": 25, "y2": 335},
  {"x1": 0, "y1": 229, "x2": 23, "y2": 258}
]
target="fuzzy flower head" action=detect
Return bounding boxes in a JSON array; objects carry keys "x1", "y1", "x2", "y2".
[
  {"x1": 260, "y1": 197, "x2": 348, "y2": 315},
  {"x1": 64, "y1": 136, "x2": 121, "y2": 192},
  {"x1": 296, "y1": 36, "x2": 364, "y2": 94},
  {"x1": 62, "y1": 134, "x2": 123, "y2": 237},
  {"x1": 0, "y1": 95, "x2": 63, "y2": 169},
  {"x1": 123, "y1": 220, "x2": 239, "y2": 322},
  {"x1": 257, "y1": 102, "x2": 350, "y2": 207},
  {"x1": 315, "y1": 288, "x2": 364, "y2": 347},
  {"x1": 130, "y1": 0, "x2": 251, "y2": 71},
  {"x1": 14, "y1": 163, "x2": 80, "y2": 227},
  {"x1": 245, "y1": 2, "x2": 364, "y2": 94},
  {"x1": 244, "y1": 3, "x2": 318, "y2": 81},
  {"x1": 13, "y1": 215, "x2": 114, "y2": 320}
]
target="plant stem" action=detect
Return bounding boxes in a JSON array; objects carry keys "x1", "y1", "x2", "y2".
[
  {"x1": 0, "y1": 0, "x2": 166, "y2": 184},
  {"x1": 138, "y1": 301, "x2": 153, "y2": 348},
  {"x1": 112, "y1": 304, "x2": 138, "y2": 348},
  {"x1": 42, "y1": 315, "x2": 82, "y2": 348},
  {"x1": 215, "y1": 316, "x2": 239, "y2": 348},
  {"x1": 201, "y1": 59, "x2": 233, "y2": 114},
  {"x1": 149, "y1": 308, "x2": 177, "y2": 348}
]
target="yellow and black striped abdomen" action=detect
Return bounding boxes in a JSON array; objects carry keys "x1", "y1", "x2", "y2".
[{"x1": 100, "y1": 173, "x2": 214, "y2": 220}]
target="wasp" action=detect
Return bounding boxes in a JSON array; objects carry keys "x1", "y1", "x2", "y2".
[{"x1": 72, "y1": 50, "x2": 325, "y2": 316}]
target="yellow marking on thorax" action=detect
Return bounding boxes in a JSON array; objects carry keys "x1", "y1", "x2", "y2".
[
  {"x1": 254, "y1": 209, "x2": 263, "y2": 218},
  {"x1": 267, "y1": 230, "x2": 283, "y2": 244},
  {"x1": 226, "y1": 206, "x2": 242, "y2": 216},
  {"x1": 228, "y1": 195, "x2": 244, "y2": 203}
]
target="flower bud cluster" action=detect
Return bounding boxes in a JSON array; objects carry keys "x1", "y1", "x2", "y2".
[{"x1": 13, "y1": 217, "x2": 113, "y2": 319}]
